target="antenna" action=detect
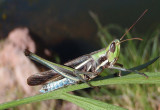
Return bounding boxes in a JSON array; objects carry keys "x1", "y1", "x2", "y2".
[
  {"x1": 120, "y1": 9, "x2": 148, "y2": 41},
  {"x1": 119, "y1": 38, "x2": 143, "y2": 44}
]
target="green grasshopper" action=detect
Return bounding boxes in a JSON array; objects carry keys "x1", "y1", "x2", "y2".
[
  {"x1": 25, "y1": 49, "x2": 97, "y2": 93},
  {"x1": 26, "y1": 9, "x2": 148, "y2": 93}
]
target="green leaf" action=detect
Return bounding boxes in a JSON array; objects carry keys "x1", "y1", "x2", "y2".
[
  {"x1": 60, "y1": 93, "x2": 126, "y2": 110},
  {"x1": 0, "y1": 92, "x2": 60, "y2": 109},
  {"x1": 0, "y1": 56, "x2": 159, "y2": 109},
  {"x1": 1, "y1": 72, "x2": 159, "y2": 109}
]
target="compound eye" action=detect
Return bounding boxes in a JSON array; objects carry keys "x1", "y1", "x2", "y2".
[{"x1": 110, "y1": 42, "x2": 115, "y2": 53}]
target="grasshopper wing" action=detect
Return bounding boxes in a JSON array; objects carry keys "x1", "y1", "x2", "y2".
[
  {"x1": 64, "y1": 55, "x2": 90, "y2": 67},
  {"x1": 27, "y1": 70, "x2": 64, "y2": 86},
  {"x1": 64, "y1": 55, "x2": 95, "y2": 72},
  {"x1": 64, "y1": 48, "x2": 105, "y2": 72}
]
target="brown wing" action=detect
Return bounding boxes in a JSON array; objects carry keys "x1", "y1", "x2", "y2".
[
  {"x1": 64, "y1": 55, "x2": 90, "y2": 67},
  {"x1": 64, "y1": 48, "x2": 105, "y2": 68},
  {"x1": 27, "y1": 70, "x2": 64, "y2": 86}
]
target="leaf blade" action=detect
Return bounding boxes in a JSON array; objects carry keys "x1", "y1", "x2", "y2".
[{"x1": 60, "y1": 93, "x2": 126, "y2": 110}]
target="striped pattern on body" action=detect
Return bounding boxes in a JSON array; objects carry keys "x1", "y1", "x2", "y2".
[{"x1": 40, "y1": 78, "x2": 76, "y2": 93}]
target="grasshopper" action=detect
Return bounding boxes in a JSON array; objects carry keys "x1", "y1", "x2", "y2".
[
  {"x1": 26, "y1": 9, "x2": 148, "y2": 93},
  {"x1": 25, "y1": 50, "x2": 96, "y2": 93}
]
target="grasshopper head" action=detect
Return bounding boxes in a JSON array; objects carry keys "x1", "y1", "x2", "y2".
[
  {"x1": 106, "y1": 39, "x2": 120, "y2": 63},
  {"x1": 95, "y1": 39, "x2": 120, "y2": 71},
  {"x1": 96, "y1": 38, "x2": 141, "y2": 71}
]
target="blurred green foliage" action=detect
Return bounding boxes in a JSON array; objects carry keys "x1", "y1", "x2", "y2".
[{"x1": 76, "y1": 11, "x2": 160, "y2": 110}]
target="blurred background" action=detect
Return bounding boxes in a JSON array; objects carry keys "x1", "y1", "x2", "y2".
[{"x1": 0, "y1": 0, "x2": 160, "y2": 110}]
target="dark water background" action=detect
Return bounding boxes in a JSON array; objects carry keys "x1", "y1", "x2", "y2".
[{"x1": 0, "y1": 0, "x2": 160, "y2": 62}]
